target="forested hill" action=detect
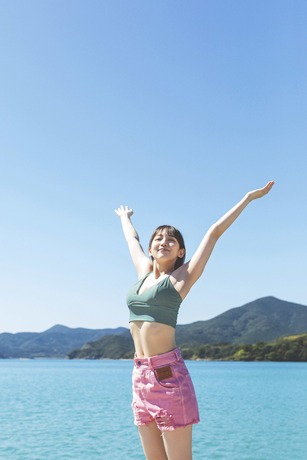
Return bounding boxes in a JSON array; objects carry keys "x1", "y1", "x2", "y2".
[
  {"x1": 68, "y1": 296, "x2": 307, "y2": 360},
  {"x1": 0, "y1": 325, "x2": 128, "y2": 358},
  {"x1": 176, "y1": 296, "x2": 307, "y2": 345}
]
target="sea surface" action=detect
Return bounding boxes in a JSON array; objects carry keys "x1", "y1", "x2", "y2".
[{"x1": 0, "y1": 359, "x2": 306, "y2": 460}]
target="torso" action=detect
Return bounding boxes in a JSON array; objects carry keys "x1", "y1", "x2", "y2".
[
  {"x1": 128, "y1": 272, "x2": 181, "y2": 357},
  {"x1": 130, "y1": 321, "x2": 176, "y2": 357}
]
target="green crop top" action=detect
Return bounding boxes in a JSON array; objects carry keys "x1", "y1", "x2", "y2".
[{"x1": 126, "y1": 273, "x2": 182, "y2": 328}]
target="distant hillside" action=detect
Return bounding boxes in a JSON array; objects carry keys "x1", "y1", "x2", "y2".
[
  {"x1": 180, "y1": 334, "x2": 307, "y2": 361},
  {"x1": 0, "y1": 325, "x2": 128, "y2": 358},
  {"x1": 176, "y1": 296, "x2": 307, "y2": 345},
  {"x1": 69, "y1": 297, "x2": 307, "y2": 359},
  {"x1": 230, "y1": 334, "x2": 307, "y2": 361},
  {"x1": 68, "y1": 334, "x2": 134, "y2": 360}
]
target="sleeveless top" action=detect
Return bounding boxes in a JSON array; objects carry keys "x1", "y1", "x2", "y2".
[{"x1": 126, "y1": 273, "x2": 182, "y2": 329}]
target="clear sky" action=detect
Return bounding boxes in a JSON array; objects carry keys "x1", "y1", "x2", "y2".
[{"x1": 1, "y1": 1, "x2": 306, "y2": 333}]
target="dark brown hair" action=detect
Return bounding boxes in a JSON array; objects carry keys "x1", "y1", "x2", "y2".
[{"x1": 148, "y1": 225, "x2": 186, "y2": 270}]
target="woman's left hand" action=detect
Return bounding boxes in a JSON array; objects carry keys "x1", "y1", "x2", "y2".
[{"x1": 247, "y1": 180, "x2": 275, "y2": 201}]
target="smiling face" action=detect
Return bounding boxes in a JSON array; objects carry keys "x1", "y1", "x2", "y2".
[{"x1": 148, "y1": 225, "x2": 186, "y2": 270}]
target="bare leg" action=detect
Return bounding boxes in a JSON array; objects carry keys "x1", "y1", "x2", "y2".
[
  {"x1": 138, "y1": 422, "x2": 168, "y2": 460},
  {"x1": 162, "y1": 425, "x2": 193, "y2": 460}
]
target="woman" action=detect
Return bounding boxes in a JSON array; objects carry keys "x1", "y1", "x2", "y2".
[{"x1": 115, "y1": 180, "x2": 274, "y2": 460}]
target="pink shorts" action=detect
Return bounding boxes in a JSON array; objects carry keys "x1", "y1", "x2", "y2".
[{"x1": 132, "y1": 348, "x2": 200, "y2": 431}]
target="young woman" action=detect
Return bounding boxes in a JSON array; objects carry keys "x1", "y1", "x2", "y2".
[{"x1": 115, "y1": 180, "x2": 274, "y2": 460}]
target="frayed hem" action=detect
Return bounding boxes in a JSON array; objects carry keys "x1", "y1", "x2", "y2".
[
  {"x1": 159, "y1": 425, "x2": 176, "y2": 432},
  {"x1": 134, "y1": 419, "x2": 200, "y2": 431},
  {"x1": 134, "y1": 420, "x2": 154, "y2": 428},
  {"x1": 159, "y1": 419, "x2": 200, "y2": 432}
]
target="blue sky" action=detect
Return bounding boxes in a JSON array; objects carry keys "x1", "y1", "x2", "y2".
[{"x1": 1, "y1": 1, "x2": 306, "y2": 333}]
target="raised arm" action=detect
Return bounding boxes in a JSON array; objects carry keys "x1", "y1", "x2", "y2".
[
  {"x1": 177, "y1": 181, "x2": 275, "y2": 297},
  {"x1": 115, "y1": 205, "x2": 152, "y2": 277}
]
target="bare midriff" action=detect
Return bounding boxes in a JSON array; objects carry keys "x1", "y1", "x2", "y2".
[{"x1": 130, "y1": 321, "x2": 176, "y2": 358}]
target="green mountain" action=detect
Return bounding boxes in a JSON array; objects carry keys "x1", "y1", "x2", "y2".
[
  {"x1": 69, "y1": 296, "x2": 307, "y2": 359},
  {"x1": 230, "y1": 334, "x2": 307, "y2": 361},
  {"x1": 0, "y1": 325, "x2": 128, "y2": 358},
  {"x1": 179, "y1": 333, "x2": 307, "y2": 361},
  {"x1": 68, "y1": 334, "x2": 134, "y2": 360},
  {"x1": 176, "y1": 296, "x2": 307, "y2": 345}
]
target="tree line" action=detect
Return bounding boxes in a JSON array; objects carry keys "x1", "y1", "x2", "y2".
[{"x1": 180, "y1": 334, "x2": 307, "y2": 361}]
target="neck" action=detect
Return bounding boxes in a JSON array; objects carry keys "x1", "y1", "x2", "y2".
[{"x1": 152, "y1": 261, "x2": 175, "y2": 278}]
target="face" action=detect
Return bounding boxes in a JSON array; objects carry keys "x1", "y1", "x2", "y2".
[{"x1": 149, "y1": 229, "x2": 185, "y2": 265}]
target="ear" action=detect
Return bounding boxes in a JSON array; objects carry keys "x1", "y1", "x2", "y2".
[{"x1": 178, "y1": 248, "x2": 185, "y2": 259}]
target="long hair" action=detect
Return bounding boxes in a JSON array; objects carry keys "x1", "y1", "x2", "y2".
[{"x1": 148, "y1": 225, "x2": 186, "y2": 270}]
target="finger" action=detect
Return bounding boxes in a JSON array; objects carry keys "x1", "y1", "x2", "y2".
[
  {"x1": 115, "y1": 206, "x2": 124, "y2": 214},
  {"x1": 266, "y1": 180, "x2": 275, "y2": 191},
  {"x1": 261, "y1": 180, "x2": 274, "y2": 195}
]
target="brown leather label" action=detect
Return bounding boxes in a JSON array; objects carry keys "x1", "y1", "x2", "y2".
[{"x1": 155, "y1": 365, "x2": 173, "y2": 381}]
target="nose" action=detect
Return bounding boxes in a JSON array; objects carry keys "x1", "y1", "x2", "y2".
[{"x1": 160, "y1": 238, "x2": 168, "y2": 246}]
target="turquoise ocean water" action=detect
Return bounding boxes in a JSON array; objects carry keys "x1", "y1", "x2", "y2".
[{"x1": 0, "y1": 359, "x2": 306, "y2": 460}]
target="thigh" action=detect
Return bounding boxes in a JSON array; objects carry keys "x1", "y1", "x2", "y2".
[
  {"x1": 162, "y1": 425, "x2": 193, "y2": 460},
  {"x1": 138, "y1": 422, "x2": 168, "y2": 460}
]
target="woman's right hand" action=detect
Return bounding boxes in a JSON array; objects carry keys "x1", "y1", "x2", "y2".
[
  {"x1": 115, "y1": 204, "x2": 151, "y2": 276},
  {"x1": 115, "y1": 205, "x2": 134, "y2": 218}
]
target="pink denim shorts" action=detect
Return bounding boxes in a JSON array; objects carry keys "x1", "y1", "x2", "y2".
[{"x1": 132, "y1": 348, "x2": 199, "y2": 431}]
